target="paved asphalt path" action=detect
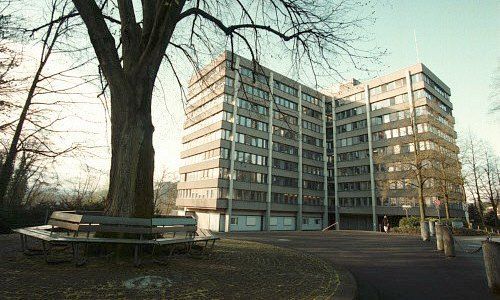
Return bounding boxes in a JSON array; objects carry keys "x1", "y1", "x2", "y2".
[{"x1": 223, "y1": 230, "x2": 500, "y2": 300}]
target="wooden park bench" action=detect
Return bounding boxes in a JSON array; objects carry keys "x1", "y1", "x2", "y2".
[{"x1": 13, "y1": 211, "x2": 219, "y2": 266}]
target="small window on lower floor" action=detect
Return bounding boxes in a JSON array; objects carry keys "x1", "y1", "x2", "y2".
[
  {"x1": 315, "y1": 219, "x2": 321, "y2": 225},
  {"x1": 270, "y1": 217, "x2": 278, "y2": 226},
  {"x1": 284, "y1": 218, "x2": 293, "y2": 226},
  {"x1": 302, "y1": 218, "x2": 308, "y2": 225},
  {"x1": 230, "y1": 217, "x2": 238, "y2": 225}
]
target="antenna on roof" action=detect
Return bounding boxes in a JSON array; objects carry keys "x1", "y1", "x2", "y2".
[{"x1": 413, "y1": 29, "x2": 420, "y2": 63}]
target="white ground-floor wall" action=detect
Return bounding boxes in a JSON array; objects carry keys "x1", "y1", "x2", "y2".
[{"x1": 187, "y1": 209, "x2": 323, "y2": 232}]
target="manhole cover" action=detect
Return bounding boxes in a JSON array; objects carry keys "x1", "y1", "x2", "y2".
[
  {"x1": 277, "y1": 238, "x2": 291, "y2": 242},
  {"x1": 123, "y1": 276, "x2": 173, "y2": 290}
]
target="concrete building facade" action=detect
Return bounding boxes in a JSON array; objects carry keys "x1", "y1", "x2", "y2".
[{"x1": 176, "y1": 51, "x2": 464, "y2": 232}]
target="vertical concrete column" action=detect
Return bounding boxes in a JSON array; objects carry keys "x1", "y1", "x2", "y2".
[
  {"x1": 321, "y1": 95, "x2": 329, "y2": 228},
  {"x1": 332, "y1": 98, "x2": 340, "y2": 229},
  {"x1": 364, "y1": 85, "x2": 378, "y2": 232},
  {"x1": 297, "y1": 85, "x2": 303, "y2": 230},
  {"x1": 265, "y1": 72, "x2": 275, "y2": 231},
  {"x1": 225, "y1": 57, "x2": 240, "y2": 232}
]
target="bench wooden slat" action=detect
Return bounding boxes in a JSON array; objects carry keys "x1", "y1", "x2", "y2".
[
  {"x1": 48, "y1": 219, "x2": 81, "y2": 231},
  {"x1": 80, "y1": 215, "x2": 151, "y2": 226},
  {"x1": 51, "y1": 211, "x2": 83, "y2": 223},
  {"x1": 152, "y1": 225, "x2": 197, "y2": 234},
  {"x1": 77, "y1": 224, "x2": 152, "y2": 234},
  {"x1": 152, "y1": 217, "x2": 196, "y2": 226}
]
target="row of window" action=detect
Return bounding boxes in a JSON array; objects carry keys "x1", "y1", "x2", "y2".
[
  {"x1": 182, "y1": 129, "x2": 231, "y2": 150},
  {"x1": 274, "y1": 80, "x2": 298, "y2": 96},
  {"x1": 338, "y1": 181, "x2": 371, "y2": 192},
  {"x1": 181, "y1": 167, "x2": 229, "y2": 182},
  {"x1": 302, "y1": 119, "x2": 322, "y2": 133},
  {"x1": 303, "y1": 134, "x2": 323, "y2": 147},
  {"x1": 303, "y1": 196, "x2": 324, "y2": 206},
  {"x1": 239, "y1": 66, "x2": 268, "y2": 85},
  {"x1": 272, "y1": 193, "x2": 298, "y2": 204},
  {"x1": 303, "y1": 164, "x2": 323, "y2": 176},
  {"x1": 337, "y1": 119, "x2": 367, "y2": 133},
  {"x1": 371, "y1": 109, "x2": 411, "y2": 126},
  {"x1": 339, "y1": 197, "x2": 372, "y2": 207},
  {"x1": 237, "y1": 115, "x2": 268, "y2": 132},
  {"x1": 243, "y1": 84, "x2": 269, "y2": 100},
  {"x1": 336, "y1": 106, "x2": 366, "y2": 120},
  {"x1": 272, "y1": 158, "x2": 298, "y2": 172},
  {"x1": 235, "y1": 170, "x2": 267, "y2": 184},
  {"x1": 235, "y1": 151, "x2": 268, "y2": 166},
  {"x1": 416, "y1": 105, "x2": 452, "y2": 128},
  {"x1": 274, "y1": 110, "x2": 298, "y2": 125},
  {"x1": 237, "y1": 98, "x2": 268, "y2": 115},
  {"x1": 184, "y1": 110, "x2": 232, "y2": 136},
  {"x1": 273, "y1": 142, "x2": 299, "y2": 156},
  {"x1": 302, "y1": 92, "x2": 321, "y2": 106},
  {"x1": 272, "y1": 175, "x2": 298, "y2": 187},
  {"x1": 189, "y1": 61, "x2": 226, "y2": 96},
  {"x1": 369, "y1": 78, "x2": 406, "y2": 96},
  {"x1": 186, "y1": 93, "x2": 229, "y2": 120},
  {"x1": 303, "y1": 149, "x2": 323, "y2": 161},
  {"x1": 177, "y1": 187, "x2": 222, "y2": 199},
  {"x1": 303, "y1": 180, "x2": 323, "y2": 190},
  {"x1": 336, "y1": 149, "x2": 370, "y2": 162},
  {"x1": 338, "y1": 165, "x2": 370, "y2": 176},
  {"x1": 372, "y1": 125, "x2": 414, "y2": 141},
  {"x1": 372, "y1": 140, "x2": 439, "y2": 156},
  {"x1": 235, "y1": 132, "x2": 268, "y2": 149},
  {"x1": 370, "y1": 93, "x2": 408, "y2": 111},
  {"x1": 273, "y1": 125, "x2": 298, "y2": 140},
  {"x1": 181, "y1": 148, "x2": 229, "y2": 166},
  {"x1": 303, "y1": 106, "x2": 322, "y2": 119},
  {"x1": 234, "y1": 189, "x2": 267, "y2": 202},
  {"x1": 335, "y1": 91, "x2": 365, "y2": 107},
  {"x1": 274, "y1": 95, "x2": 298, "y2": 110},
  {"x1": 411, "y1": 73, "x2": 450, "y2": 100},
  {"x1": 189, "y1": 77, "x2": 226, "y2": 104},
  {"x1": 338, "y1": 134, "x2": 369, "y2": 147},
  {"x1": 413, "y1": 89, "x2": 452, "y2": 115}
]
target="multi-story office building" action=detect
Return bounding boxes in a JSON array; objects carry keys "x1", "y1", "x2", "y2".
[
  {"x1": 330, "y1": 65, "x2": 464, "y2": 230},
  {"x1": 176, "y1": 51, "x2": 464, "y2": 232}
]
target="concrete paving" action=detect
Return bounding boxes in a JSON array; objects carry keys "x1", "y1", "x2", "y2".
[{"x1": 224, "y1": 230, "x2": 500, "y2": 300}]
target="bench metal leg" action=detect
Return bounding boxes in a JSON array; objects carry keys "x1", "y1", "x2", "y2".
[
  {"x1": 42, "y1": 241, "x2": 49, "y2": 263},
  {"x1": 73, "y1": 243, "x2": 87, "y2": 267},
  {"x1": 134, "y1": 245, "x2": 141, "y2": 267},
  {"x1": 19, "y1": 234, "x2": 26, "y2": 252},
  {"x1": 202, "y1": 240, "x2": 209, "y2": 255}
]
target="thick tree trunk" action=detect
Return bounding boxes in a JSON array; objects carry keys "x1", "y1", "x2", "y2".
[
  {"x1": 105, "y1": 78, "x2": 155, "y2": 218},
  {"x1": 417, "y1": 178, "x2": 426, "y2": 222},
  {"x1": 444, "y1": 192, "x2": 450, "y2": 220}
]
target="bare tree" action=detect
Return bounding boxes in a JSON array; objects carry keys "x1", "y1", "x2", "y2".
[
  {"x1": 433, "y1": 146, "x2": 463, "y2": 220},
  {"x1": 37, "y1": 0, "x2": 384, "y2": 218},
  {"x1": 460, "y1": 132, "x2": 486, "y2": 226},
  {"x1": 153, "y1": 169, "x2": 178, "y2": 215},
  {"x1": 481, "y1": 151, "x2": 498, "y2": 227},
  {"x1": 0, "y1": 0, "x2": 78, "y2": 205}
]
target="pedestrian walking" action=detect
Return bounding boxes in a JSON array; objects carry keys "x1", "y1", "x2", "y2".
[{"x1": 383, "y1": 215, "x2": 390, "y2": 233}]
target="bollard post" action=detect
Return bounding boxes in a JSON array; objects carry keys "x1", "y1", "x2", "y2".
[
  {"x1": 420, "y1": 221, "x2": 430, "y2": 241},
  {"x1": 483, "y1": 240, "x2": 500, "y2": 293},
  {"x1": 442, "y1": 226, "x2": 455, "y2": 257},
  {"x1": 429, "y1": 220, "x2": 436, "y2": 237},
  {"x1": 435, "y1": 223, "x2": 444, "y2": 251}
]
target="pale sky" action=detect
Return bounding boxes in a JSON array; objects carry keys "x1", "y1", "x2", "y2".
[{"x1": 12, "y1": 1, "x2": 499, "y2": 187}]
